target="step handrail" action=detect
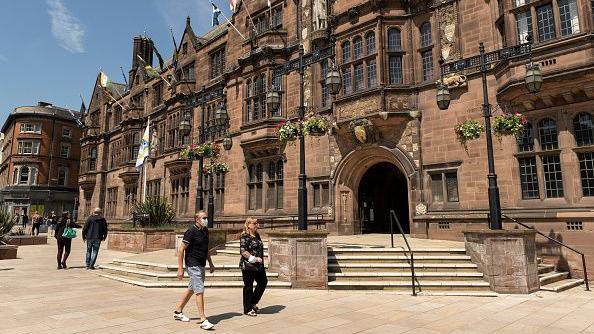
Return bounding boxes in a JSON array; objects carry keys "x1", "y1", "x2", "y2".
[
  {"x1": 389, "y1": 210, "x2": 417, "y2": 296},
  {"x1": 501, "y1": 213, "x2": 590, "y2": 291}
]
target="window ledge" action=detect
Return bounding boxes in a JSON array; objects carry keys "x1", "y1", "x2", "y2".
[{"x1": 572, "y1": 145, "x2": 594, "y2": 154}]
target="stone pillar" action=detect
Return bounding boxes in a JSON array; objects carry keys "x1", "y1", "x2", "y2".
[
  {"x1": 464, "y1": 230, "x2": 539, "y2": 294},
  {"x1": 268, "y1": 230, "x2": 328, "y2": 289}
]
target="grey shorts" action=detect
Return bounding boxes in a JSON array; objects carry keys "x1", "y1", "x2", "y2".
[{"x1": 187, "y1": 266, "x2": 206, "y2": 294}]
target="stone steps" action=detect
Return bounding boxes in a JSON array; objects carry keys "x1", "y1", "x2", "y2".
[
  {"x1": 540, "y1": 278, "x2": 585, "y2": 292},
  {"x1": 98, "y1": 263, "x2": 281, "y2": 282},
  {"x1": 538, "y1": 264, "x2": 555, "y2": 274},
  {"x1": 111, "y1": 258, "x2": 252, "y2": 272},
  {"x1": 536, "y1": 258, "x2": 585, "y2": 293},
  {"x1": 539, "y1": 271, "x2": 568, "y2": 286},
  {"x1": 328, "y1": 254, "x2": 472, "y2": 263},
  {"x1": 96, "y1": 273, "x2": 292, "y2": 289},
  {"x1": 328, "y1": 271, "x2": 485, "y2": 281},
  {"x1": 327, "y1": 262, "x2": 479, "y2": 272},
  {"x1": 327, "y1": 280, "x2": 492, "y2": 291}
]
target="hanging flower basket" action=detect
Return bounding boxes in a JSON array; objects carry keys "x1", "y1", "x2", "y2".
[
  {"x1": 181, "y1": 142, "x2": 220, "y2": 160},
  {"x1": 203, "y1": 161, "x2": 230, "y2": 175},
  {"x1": 276, "y1": 120, "x2": 301, "y2": 144},
  {"x1": 454, "y1": 119, "x2": 484, "y2": 151},
  {"x1": 492, "y1": 113, "x2": 527, "y2": 139},
  {"x1": 302, "y1": 114, "x2": 329, "y2": 136}
]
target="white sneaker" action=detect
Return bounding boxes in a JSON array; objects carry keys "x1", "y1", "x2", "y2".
[
  {"x1": 200, "y1": 319, "x2": 214, "y2": 330},
  {"x1": 174, "y1": 312, "x2": 190, "y2": 322}
]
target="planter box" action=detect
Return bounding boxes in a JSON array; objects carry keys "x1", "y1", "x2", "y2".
[
  {"x1": 108, "y1": 229, "x2": 176, "y2": 253},
  {"x1": 7, "y1": 235, "x2": 48, "y2": 246},
  {"x1": 0, "y1": 245, "x2": 18, "y2": 260}
]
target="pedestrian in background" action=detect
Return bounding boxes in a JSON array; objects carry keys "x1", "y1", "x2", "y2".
[
  {"x1": 174, "y1": 211, "x2": 215, "y2": 330},
  {"x1": 31, "y1": 211, "x2": 41, "y2": 236},
  {"x1": 55, "y1": 211, "x2": 75, "y2": 269},
  {"x1": 21, "y1": 209, "x2": 28, "y2": 230},
  {"x1": 82, "y1": 207, "x2": 108, "y2": 270},
  {"x1": 239, "y1": 217, "x2": 267, "y2": 316}
]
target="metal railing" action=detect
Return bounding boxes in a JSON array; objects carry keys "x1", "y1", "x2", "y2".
[
  {"x1": 389, "y1": 210, "x2": 417, "y2": 296},
  {"x1": 502, "y1": 214, "x2": 590, "y2": 291}
]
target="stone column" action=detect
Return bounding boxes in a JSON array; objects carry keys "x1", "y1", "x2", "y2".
[
  {"x1": 464, "y1": 230, "x2": 539, "y2": 294},
  {"x1": 268, "y1": 230, "x2": 328, "y2": 289}
]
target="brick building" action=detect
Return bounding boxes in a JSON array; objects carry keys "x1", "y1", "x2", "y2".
[
  {"x1": 80, "y1": 0, "x2": 594, "y2": 271},
  {"x1": 0, "y1": 102, "x2": 82, "y2": 217}
]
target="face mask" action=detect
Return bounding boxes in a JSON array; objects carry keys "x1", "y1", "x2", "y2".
[{"x1": 200, "y1": 217, "x2": 208, "y2": 227}]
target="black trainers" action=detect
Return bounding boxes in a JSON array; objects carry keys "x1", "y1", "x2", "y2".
[
  {"x1": 57, "y1": 264, "x2": 62, "y2": 270},
  {"x1": 61, "y1": 262, "x2": 67, "y2": 269}
]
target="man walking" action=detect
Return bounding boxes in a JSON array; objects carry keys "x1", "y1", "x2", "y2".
[
  {"x1": 174, "y1": 210, "x2": 215, "y2": 330},
  {"x1": 82, "y1": 207, "x2": 108, "y2": 270}
]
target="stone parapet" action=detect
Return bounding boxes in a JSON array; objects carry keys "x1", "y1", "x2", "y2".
[
  {"x1": 464, "y1": 230, "x2": 539, "y2": 294},
  {"x1": 7, "y1": 235, "x2": 48, "y2": 246},
  {"x1": 108, "y1": 229, "x2": 176, "y2": 253},
  {"x1": 267, "y1": 230, "x2": 329, "y2": 289},
  {"x1": 0, "y1": 245, "x2": 18, "y2": 260}
]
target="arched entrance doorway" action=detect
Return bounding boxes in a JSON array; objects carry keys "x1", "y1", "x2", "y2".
[{"x1": 358, "y1": 162, "x2": 410, "y2": 234}]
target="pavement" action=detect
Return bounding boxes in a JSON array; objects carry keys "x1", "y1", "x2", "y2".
[{"x1": 1, "y1": 234, "x2": 594, "y2": 334}]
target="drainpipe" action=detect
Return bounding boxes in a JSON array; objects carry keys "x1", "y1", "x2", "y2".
[{"x1": 47, "y1": 112, "x2": 56, "y2": 213}]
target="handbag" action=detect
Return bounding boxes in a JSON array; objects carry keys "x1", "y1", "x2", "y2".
[
  {"x1": 243, "y1": 261, "x2": 261, "y2": 272},
  {"x1": 62, "y1": 220, "x2": 77, "y2": 239}
]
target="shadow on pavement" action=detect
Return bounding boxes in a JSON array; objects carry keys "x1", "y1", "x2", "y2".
[
  {"x1": 206, "y1": 312, "x2": 243, "y2": 323},
  {"x1": 258, "y1": 305, "x2": 286, "y2": 314}
]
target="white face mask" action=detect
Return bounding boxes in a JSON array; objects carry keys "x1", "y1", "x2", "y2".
[{"x1": 199, "y1": 217, "x2": 208, "y2": 227}]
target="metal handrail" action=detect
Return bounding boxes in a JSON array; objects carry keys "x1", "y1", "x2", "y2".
[
  {"x1": 502, "y1": 214, "x2": 590, "y2": 291},
  {"x1": 389, "y1": 210, "x2": 417, "y2": 296}
]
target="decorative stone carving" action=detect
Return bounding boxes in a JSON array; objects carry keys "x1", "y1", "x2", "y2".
[
  {"x1": 335, "y1": 95, "x2": 378, "y2": 120},
  {"x1": 313, "y1": 0, "x2": 327, "y2": 31},
  {"x1": 436, "y1": 73, "x2": 467, "y2": 88},
  {"x1": 415, "y1": 202, "x2": 427, "y2": 215},
  {"x1": 439, "y1": 4, "x2": 460, "y2": 61},
  {"x1": 349, "y1": 118, "x2": 376, "y2": 144}
]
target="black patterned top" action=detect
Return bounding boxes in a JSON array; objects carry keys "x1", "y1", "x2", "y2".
[{"x1": 239, "y1": 232, "x2": 264, "y2": 270}]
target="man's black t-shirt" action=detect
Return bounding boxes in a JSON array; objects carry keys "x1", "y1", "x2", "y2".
[{"x1": 182, "y1": 224, "x2": 209, "y2": 267}]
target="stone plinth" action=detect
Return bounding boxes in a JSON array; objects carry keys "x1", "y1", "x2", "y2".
[
  {"x1": 464, "y1": 230, "x2": 539, "y2": 294},
  {"x1": 174, "y1": 228, "x2": 243, "y2": 255},
  {"x1": 7, "y1": 235, "x2": 48, "y2": 246},
  {"x1": 108, "y1": 229, "x2": 176, "y2": 253},
  {"x1": 0, "y1": 245, "x2": 18, "y2": 259},
  {"x1": 268, "y1": 230, "x2": 329, "y2": 289}
]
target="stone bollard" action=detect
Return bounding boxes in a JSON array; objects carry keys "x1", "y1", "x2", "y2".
[
  {"x1": 464, "y1": 230, "x2": 539, "y2": 294},
  {"x1": 267, "y1": 230, "x2": 329, "y2": 289}
]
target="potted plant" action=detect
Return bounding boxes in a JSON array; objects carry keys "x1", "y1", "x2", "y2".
[
  {"x1": 276, "y1": 120, "x2": 301, "y2": 144},
  {"x1": 181, "y1": 142, "x2": 220, "y2": 160},
  {"x1": 132, "y1": 197, "x2": 176, "y2": 228},
  {"x1": 492, "y1": 113, "x2": 528, "y2": 139},
  {"x1": 454, "y1": 119, "x2": 484, "y2": 151},
  {"x1": 302, "y1": 114, "x2": 330, "y2": 136},
  {"x1": 0, "y1": 208, "x2": 18, "y2": 260},
  {"x1": 203, "y1": 161, "x2": 230, "y2": 175}
]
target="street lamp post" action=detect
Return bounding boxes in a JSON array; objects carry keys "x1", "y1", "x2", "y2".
[
  {"x1": 437, "y1": 36, "x2": 542, "y2": 230},
  {"x1": 177, "y1": 83, "x2": 228, "y2": 228},
  {"x1": 267, "y1": 39, "x2": 341, "y2": 230}
]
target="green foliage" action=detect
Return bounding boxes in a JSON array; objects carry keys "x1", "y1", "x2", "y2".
[
  {"x1": 203, "y1": 160, "x2": 230, "y2": 175},
  {"x1": 181, "y1": 142, "x2": 221, "y2": 160},
  {"x1": 276, "y1": 120, "x2": 301, "y2": 143},
  {"x1": 302, "y1": 115, "x2": 329, "y2": 136},
  {"x1": 0, "y1": 208, "x2": 15, "y2": 245},
  {"x1": 133, "y1": 197, "x2": 176, "y2": 227},
  {"x1": 493, "y1": 113, "x2": 528, "y2": 138},
  {"x1": 454, "y1": 119, "x2": 484, "y2": 151}
]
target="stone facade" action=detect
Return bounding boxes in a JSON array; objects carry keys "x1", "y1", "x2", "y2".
[
  {"x1": 80, "y1": 1, "x2": 594, "y2": 276},
  {"x1": 1, "y1": 102, "x2": 82, "y2": 219}
]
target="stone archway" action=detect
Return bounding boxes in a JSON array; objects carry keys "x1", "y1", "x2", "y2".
[{"x1": 331, "y1": 146, "x2": 418, "y2": 235}]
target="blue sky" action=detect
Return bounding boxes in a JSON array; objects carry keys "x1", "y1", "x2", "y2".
[{"x1": 0, "y1": 0, "x2": 231, "y2": 124}]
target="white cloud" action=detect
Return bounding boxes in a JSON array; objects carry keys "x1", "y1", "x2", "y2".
[{"x1": 47, "y1": 0, "x2": 85, "y2": 53}]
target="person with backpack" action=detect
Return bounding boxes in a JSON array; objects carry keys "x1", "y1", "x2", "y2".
[
  {"x1": 173, "y1": 211, "x2": 215, "y2": 330},
  {"x1": 239, "y1": 217, "x2": 267, "y2": 316},
  {"x1": 55, "y1": 211, "x2": 76, "y2": 270},
  {"x1": 82, "y1": 207, "x2": 108, "y2": 270}
]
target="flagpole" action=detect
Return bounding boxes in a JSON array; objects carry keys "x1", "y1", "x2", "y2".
[
  {"x1": 242, "y1": 0, "x2": 257, "y2": 34},
  {"x1": 142, "y1": 116, "x2": 150, "y2": 202}
]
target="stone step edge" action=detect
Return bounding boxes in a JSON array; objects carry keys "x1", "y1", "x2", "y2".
[
  {"x1": 328, "y1": 272, "x2": 484, "y2": 278},
  {"x1": 328, "y1": 263, "x2": 478, "y2": 268},
  {"x1": 99, "y1": 264, "x2": 279, "y2": 278},
  {"x1": 96, "y1": 273, "x2": 292, "y2": 288},
  {"x1": 112, "y1": 259, "x2": 267, "y2": 270},
  {"x1": 538, "y1": 272, "x2": 568, "y2": 284},
  {"x1": 222, "y1": 244, "x2": 467, "y2": 253},
  {"x1": 328, "y1": 255, "x2": 472, "y2": 260},
  {"x1": 540, "y1": 279, "x2": 584, "y2": 292},
  {"x1": 327, "y1": 280, "x2": 490, "y2": 287}
]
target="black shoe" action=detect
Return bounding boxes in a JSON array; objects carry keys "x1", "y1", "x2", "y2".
[
  {"x1": 89, "y1": 266, "x2": 96, "y2": 270},
  {"x1": 252, "y1": 305, "x2": 259, "y2": 314},
  {"x1": 57, "y1": 264, "x2": 62, "y2": 270},
  {"x1": 61, "y1": 262, "x2": 67, "y2": 269}
]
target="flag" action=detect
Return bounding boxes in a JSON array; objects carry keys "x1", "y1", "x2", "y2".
[
  {"x1": 229, "y1": 0, "x2": 241, "y2": 13},
  {"x1": 99, "y1": 71, "x2": 111, "y2": 88},
  {"x1": 212, "y1": 3, "x2": 221, "y2": 26},
  {"x1": 137, "y1": 55, "x2": 160, "y2": 79},
  {"x1": 150, "y1": 39, "x2": 165, "y2": 71},
  {"x1": 135, "y1": 122, "x2": 150, "y2": 169},
  {"x1": 170, "y1": 27, "x2": 179, "y2": 71},
  {"x1": 268, "y1": 0, "x2": 271, "y2": 7}
]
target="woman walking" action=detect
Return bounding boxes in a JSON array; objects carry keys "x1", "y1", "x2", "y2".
[
  {"x1": 55, "y1": 211, "x2": 75, "y2": 269},
  {"x1": 31, "y1": 211, "x2": 42, "y2": 236},
  {"x1": 239, "y1": 217, "x2": 267, "y2": 316}
]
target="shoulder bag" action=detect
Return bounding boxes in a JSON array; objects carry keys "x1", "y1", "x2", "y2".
[{"x1": 62, "y1": 220, "x2": 77, "y2": 239}]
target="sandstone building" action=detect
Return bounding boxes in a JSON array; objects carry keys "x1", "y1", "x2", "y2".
[
  {"x1": 1, "y1": 102, "x2": 82, "y2": 217},
  {"x1": 79, "y1": 0, "x2": 594, "y2": 273}
]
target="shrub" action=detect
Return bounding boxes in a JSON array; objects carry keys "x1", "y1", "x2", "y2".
[
  {"x1": 132, "y1": 197, "x2": 175, "y2": 227},
  {"x1": 454, "y1": 119, "x2": 484, "y2": 151},
  {"x1": 0, "y1": 209, "x2": 15, "y2": 245},
  {"x1": 493, "y1": 113, "x2": 528, "y2": 139},
  {"x1": 302, "y1": 114, "x2": 329, "y2": 136}
]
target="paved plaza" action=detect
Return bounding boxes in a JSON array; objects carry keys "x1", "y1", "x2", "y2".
[{"x1": 1, "y1": 237, "x2": 594, "y2": 334}]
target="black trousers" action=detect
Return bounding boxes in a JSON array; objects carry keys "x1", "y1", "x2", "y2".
[
  {"x1": 32, "y1": 223, "x2": 40, "y2": 236},
  {"x1": 56, "y1": 238, "x2": 72, "y2": 265},
  {"x1": 242, "y1": 269, "x2": 268, "y2": 313}
]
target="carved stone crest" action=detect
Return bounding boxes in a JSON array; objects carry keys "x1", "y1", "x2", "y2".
[
  {"x1": 439, "y1": 4, "x2": 460, "y2": 61},
  {"x1": 436, "y1": 73, "x2": 467, "y2": 88}
]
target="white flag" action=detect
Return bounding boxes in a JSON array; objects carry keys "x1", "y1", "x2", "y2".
[{"x1": 135, "y1": 122, "x2": 150, "y2": 168}]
